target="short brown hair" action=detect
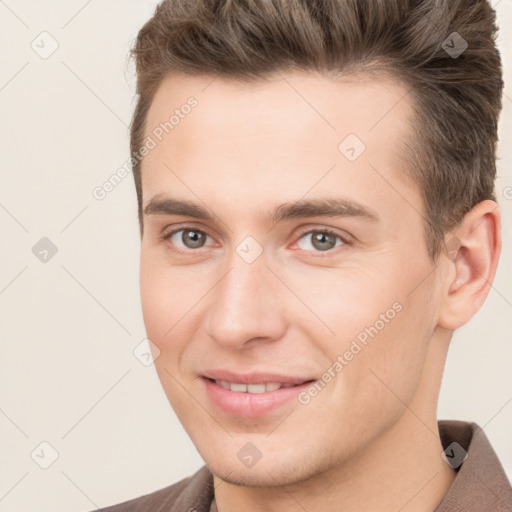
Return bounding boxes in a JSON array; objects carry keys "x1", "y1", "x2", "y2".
[{"x1": 129, "y1": 0, "x2": 504, "y2": 260}]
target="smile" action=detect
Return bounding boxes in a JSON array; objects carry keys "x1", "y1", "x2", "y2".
[
  {"x1": 202, "y1": 377, "x2": 316, "y2": 417},
  {"x1": 213, "y1": 380, "x2": 309, "y2": 393}
]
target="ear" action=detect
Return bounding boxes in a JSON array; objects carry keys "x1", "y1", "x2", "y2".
[{"x1": 438, "y1": 200, "x2": 501, "y2": 330}]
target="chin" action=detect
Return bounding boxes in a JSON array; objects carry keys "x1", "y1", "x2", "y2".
[
  {"x1": 208, "y1": 455, "x2": 321, "y2": 488},
  {"x1": 213, "y1": 467, "x2": 298, "y2": 488}
]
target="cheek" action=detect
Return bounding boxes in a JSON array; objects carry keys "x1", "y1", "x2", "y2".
[
  {"x1": 351, "y1": 284, "x2": 437, "y2": 415},
  {"x1": 280, "y1": 262, "x2": 400, "y2": 353},
  {"x1": 139, "y1": 254, "x2": 213, "y2": 382},
  {"x1": 290, "y1": 257, "x2": 435, "y2": 398},
  {"x1": 139, "y1": 262, "x2": 187, "y2": 373},
  {"x1": 140, "y1": 260, "x2": 167, "y2": 339},
  {"x1": 139, "y1": 257, "x2": 199, "y2": 413},
  {"x1": 139, "y1": 254, "x2": 196, "y2": 337}
]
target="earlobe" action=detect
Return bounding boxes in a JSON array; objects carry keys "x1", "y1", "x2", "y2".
[{"x1": 438, "y1": 200, "x2": 501, "y2": 331}]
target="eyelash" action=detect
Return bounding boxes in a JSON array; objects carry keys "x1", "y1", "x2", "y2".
[{"x1": 160, "y1": 226, "x2": 350, "y2": 257}]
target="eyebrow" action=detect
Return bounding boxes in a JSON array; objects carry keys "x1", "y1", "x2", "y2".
[{"x1": 143, "y1": 195, "x2": 379, "y2": 224}]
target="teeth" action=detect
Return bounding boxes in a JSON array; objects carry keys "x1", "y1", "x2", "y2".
[
  {"x1": 247, "y1": 384, "x2": 266, "y2": 393},
  {"x1": 231, "y1": 383, "x2": 248, "y2": 392},
  {"x1": 215, "y1": 380, "x2": 294, "y2": 393}
]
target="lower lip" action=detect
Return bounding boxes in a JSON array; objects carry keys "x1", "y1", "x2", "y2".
[{"x1": 202, "y1": 378, "x2": 315, "y2": 417}]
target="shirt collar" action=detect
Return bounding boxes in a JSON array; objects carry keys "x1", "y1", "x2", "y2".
[{"x1": 434, "y1": 419, "x2": 512, "y2": 511}]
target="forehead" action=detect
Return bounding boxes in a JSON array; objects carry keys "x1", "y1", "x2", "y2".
[
  {"x1": 144, "y1": 69, "x2": 414, "y2": 145},
  {"x1": 141, "y1": 70, "x2": 419, "y2": 220}
]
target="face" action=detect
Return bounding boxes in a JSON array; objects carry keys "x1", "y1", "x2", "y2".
[{"x1": 139, "y1": 70, "x2": 445, "y2": 486}]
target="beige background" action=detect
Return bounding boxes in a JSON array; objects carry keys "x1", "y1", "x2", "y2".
[{"x1": 0, "y1": 1, "x2": 511, "y2": 511}]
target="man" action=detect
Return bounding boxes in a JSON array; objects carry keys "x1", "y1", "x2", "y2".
[{"x1": 96, "y1": 0, "x2": 511, "y2": 510}]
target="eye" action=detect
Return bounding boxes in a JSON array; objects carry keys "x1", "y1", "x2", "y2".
[
  {"x1": 163, "y1": 227, "x2": 213, "y2": 251},
  {"x1": 161, "y1": 226, "x2": 349, "y2": 255},
  {"x1": 295, "y1": 228, "x2": 346, "y2": 253}
]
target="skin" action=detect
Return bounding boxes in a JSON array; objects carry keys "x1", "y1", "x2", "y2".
[{"x1": 139, "y1": 70, "x2": 501, "y2": 512}]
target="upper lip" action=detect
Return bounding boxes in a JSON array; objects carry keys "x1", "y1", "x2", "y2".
[{"x1": 202, "y1": 369, "x2": 315, "y2": 385}]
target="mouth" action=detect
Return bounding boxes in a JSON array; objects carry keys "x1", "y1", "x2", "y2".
[
  {"x1": 201, "y1": 376, "x2": 316, "y2": 417},
  {"x1": 206, "y1": 378, "x2": 314, "y2": 393}
]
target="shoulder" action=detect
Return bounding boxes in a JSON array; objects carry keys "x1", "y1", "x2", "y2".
[{"x1": 89, "y1": 465, "x2": 214, "y2": 512}]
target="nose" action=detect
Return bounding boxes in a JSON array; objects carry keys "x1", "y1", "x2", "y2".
[{"x1": 205, "y1": 251, "x2": 288, "y2": 350}]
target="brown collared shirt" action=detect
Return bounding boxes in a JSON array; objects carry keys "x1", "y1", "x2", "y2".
[{"x1": 97, "y1": 420, "x2": 512, "y2": 512}]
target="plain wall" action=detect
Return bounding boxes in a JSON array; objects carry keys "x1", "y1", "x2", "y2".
[{"x1": 0, "y1": 1, "x2": 510, "y2": 511}]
